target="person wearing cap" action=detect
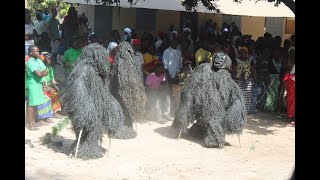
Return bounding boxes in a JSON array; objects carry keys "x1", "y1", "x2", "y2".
[
  {"x1": 123, "y1": 27, "x2": 132, "y2": 43},
  {"x1": 131, "y1": 38, "x2": 144, "y2": 82},
  {"x1": 232, "y1": 46, "x2": 255, "y2": 113}
]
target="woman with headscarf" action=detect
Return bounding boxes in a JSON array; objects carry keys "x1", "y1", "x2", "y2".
[
  {"x1": 232, "y1": 46, "x2": 256, "y2": 112},
  {"x1": 123, "y1": 27, "x2": 132, "y2": 43},
  {"x1": 40, "y1": 52, "x2": 62, "y2": 118},
  {"x1": 107, "y1": 41, "x2": 118, "y2": 65}
]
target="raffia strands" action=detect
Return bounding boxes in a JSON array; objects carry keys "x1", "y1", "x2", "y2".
[
  {"x1": 62, "y1": 43, "x2": 125, "y2": 160},
  {"x1": 110, "y1": 41, "x2": 147, "y2": 125},
  {"x1": 172, "y1": 63, "x2": 217, "y2": 133},
  {"x1": 172, "y1": 63, "x2": 247, "y2": 148},
  {"x1": 213, "y1": 70, "x2": 247, "y2": 135}
]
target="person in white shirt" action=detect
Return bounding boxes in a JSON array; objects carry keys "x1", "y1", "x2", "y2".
[
  {"x1": 131, "y1": 38, "x2": 144, "y2": 83},
  {"x1": 35, "y1": 13, "x2": 48, "y2": 36},
  {"x1": 163, "y1": 38, "x2": 183, "y2": 83},
  {"x1": 162, "y1": 38, "x2": 183, "y2": 117}
]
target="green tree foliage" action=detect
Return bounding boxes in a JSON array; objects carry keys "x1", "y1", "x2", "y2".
[
  {"x1": 86, "y1": 0, "x2": 294, "y2": 14},
  {"x1": 27, "y1": 0, "x2": 73, "y2": 19}
]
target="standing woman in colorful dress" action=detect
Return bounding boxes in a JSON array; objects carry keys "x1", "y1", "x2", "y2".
[
  {"x1": 40, "y1": 52, "x2": 62, "y2": 118},
  {"x1": 232, "y1": 46, "x2": 256, "y2": 113}
]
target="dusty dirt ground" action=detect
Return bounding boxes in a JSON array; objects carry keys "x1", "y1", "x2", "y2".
[{"x1": 25, "y1": 112, "x2": 295, "y2": 180}]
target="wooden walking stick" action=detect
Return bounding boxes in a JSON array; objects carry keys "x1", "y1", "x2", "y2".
[
  {"x1": 178, "y1": 118, "x2": 189, "y2": 140},
  {"x1": 108, "y1": 131, "x2": 112, "y2": 156},
  {"x1": 75, "y1": 127, "x2": 83, "y2": 159},
  {"x1": 135, "y1": 118, "x2": 137, "y2": 134},
  {"x1": 178, "y1": 129, "x2": 182, "y2": 140}
]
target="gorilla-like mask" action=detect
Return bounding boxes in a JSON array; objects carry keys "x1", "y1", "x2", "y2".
[{"x1": 213, "y1": 52, "x2": 232, "y2": 70}]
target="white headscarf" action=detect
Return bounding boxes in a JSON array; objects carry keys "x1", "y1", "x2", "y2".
[
  {"x1": 124, "y1": 28, "x2": 132, "y2": 34},
  {"x1": 107, "y1": 42, "x2": 118, "y2": 54}
]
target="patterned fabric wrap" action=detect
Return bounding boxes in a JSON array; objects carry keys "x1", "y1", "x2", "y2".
[
  {"x1": 264, "y1": 74, "x2": 280, "y2": 112},
  {"x1": 36, "y1": 94, "x2": 53, "y2": 120},
  {"x1": 236, "y1": 79, "x2": 253, "y2": 112},
  {"x1": 48, "y1": 90, "x2": 61, "y2": 113}
]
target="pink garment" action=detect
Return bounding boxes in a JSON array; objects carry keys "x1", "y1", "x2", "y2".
[{"x1": 145, "y1": 72, "x2": 166, "y2": 89}]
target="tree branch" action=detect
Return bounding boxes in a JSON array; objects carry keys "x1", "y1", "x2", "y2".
[{"x1": 280, "y1": 0, "x2": 295, "y2": 14}]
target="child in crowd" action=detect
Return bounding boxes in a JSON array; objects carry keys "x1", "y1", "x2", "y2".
[{"x1": 145, "y1": 64, "x2": 171, "y2": 121}]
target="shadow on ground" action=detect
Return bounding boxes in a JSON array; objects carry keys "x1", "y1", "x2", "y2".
[
  {"x1": 245, "y1": 111, "x2": 290, "y2": 135},
  {"x1": 154, "y1": 111, "x2": 291, "y2": 147},
  {"x1": 154, "y1": 125, "x2": 211, "y2": 148},
  {"x1": 26, "y1": 168, "x2": 71, "y2": 180},
  {"x1": 38, "y1": 133, "x2": 75, "y2": 158}
]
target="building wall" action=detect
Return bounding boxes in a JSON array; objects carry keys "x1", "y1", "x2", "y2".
[
  {"x1": 282, "y1": 17, "x2": 295, "y2": 42},
  {"x1": 222, "y1": 15, "x2": 241, "y2": 31},
  {"x1": 77, "y1": 5, "x2": 95, "y2": 32},
  {"x1": 241, "y1": 16, "x2": 265, "y2": 41},
  {"x1": 156, "y1": 10, "x2": 180, "y2": 35},
  {"x1": 112, "y1": 7, "x2": 136, "y2": 37},
  {"x1": 94, "y1": 6, "x2": 113, "y2": 37},
  {"x1": 76, "y1": 5, "x2": 294, "y2": 43},
  {"x1": 197, "y1": 13, "x2": 222, "y2": 32}
]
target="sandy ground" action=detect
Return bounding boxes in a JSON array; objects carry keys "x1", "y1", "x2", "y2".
[{"x1": 25, "y1": 111, "x2": 295, "y2": 180}]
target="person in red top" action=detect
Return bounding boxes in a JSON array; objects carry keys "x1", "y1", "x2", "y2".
[{"x1": 283, "y1": 47, "x2": 295, "y2": 125}]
